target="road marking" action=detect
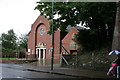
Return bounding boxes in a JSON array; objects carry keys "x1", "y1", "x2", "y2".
[
  {"x1": 17, "y1": 76, "x2": 31, "y2": 80},
  {"x1": 17, "y1": 76, "x2": 23, "y2": 78},
  {"x1": 14, "y1": 65, "x2": 23, "y2": 67}
]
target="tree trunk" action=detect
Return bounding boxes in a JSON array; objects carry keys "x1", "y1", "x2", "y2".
[{"x1": 112, "y1": 1, "x2": 120, "y2": 50}]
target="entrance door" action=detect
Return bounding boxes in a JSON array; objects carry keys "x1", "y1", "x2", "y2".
[
  {"x1": 37, "y1": 49, "x2": 39, "y2": 58},
  {"x1": 41, "y1": 49, "x2": 46, "y2": 59},
  {"x1": 36, "y1": 48, "x2": 46, "y2": 60},
  {"x1": 41, "y1": 49, "x2": 43, "y2": 58}
]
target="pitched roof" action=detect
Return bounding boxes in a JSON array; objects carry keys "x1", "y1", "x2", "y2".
[{"x1": 66, "y1": 25, "x2": 84, "y2": 32}]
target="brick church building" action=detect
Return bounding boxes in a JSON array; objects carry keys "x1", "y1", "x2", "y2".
[{"x1": 26, "y1": 15, "x2": 79, "y2": 61}]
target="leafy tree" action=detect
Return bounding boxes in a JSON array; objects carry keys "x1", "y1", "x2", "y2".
[
  {"x1": 75, "y1": 29, "x2": 108, "y2": 51},
  {"x1": 0, "y1": 42, "x2": 2, "y2": 53},
  {"x1": 76, "y1": 3, "x2": 116, "y2": 51},
  {"x1": 18, "y1": 34, "x2": 28, "y2": 51},
  {"x1": 1, "y1": 29, "x2": 17, "y2": 57},
  {"x1": 112, "y1": 1, "x2": 120, "y2": 50},
  {"x1": 35, "y1": 2, "x2": 117, "y2": 51},
  {"x1": 0, "y1": 36, "x2": 2, "y2": 52},
  {"x1": 16, "y1": 34, "x2": 28, "y2": 58}
]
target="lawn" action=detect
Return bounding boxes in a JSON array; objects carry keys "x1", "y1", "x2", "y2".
[
  {"x1": 0, "y1": 58, "x2": 35, "y2": 60},
  {"x1": 0, "y1": 58, "x2": 38, "y2": 64},
  {"x1": 0, "y1": 58, "x2": 17, "y2": 60}
]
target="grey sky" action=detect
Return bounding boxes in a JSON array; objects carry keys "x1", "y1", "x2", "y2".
[
  {"x1": 0, "y1": 0, "x2": 119, "y2": 36},
  {"x1": 0, "y1": 0, "x2": 40, "y2": 36}
]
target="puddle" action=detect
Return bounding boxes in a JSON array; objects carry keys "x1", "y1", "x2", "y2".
[{"x1": 27, "y1": 59, "x2": 59, "y2": 67}]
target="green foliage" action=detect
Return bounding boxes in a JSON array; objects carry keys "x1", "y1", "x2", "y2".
[
  {"x1": 79, "y1": 3, "x2": 116, "y2": 46},
  {"x1": 0, "y1": 30, "x2": 28, "y2": 58},
  {"x1": 0, "y1": 58, "x2": 17, "y2": 60},
  {"x1": 35, "y1": 2, "x2": 81, "y2": 32},
  {"x1": 1, "y1": 29, "x2": 17, "y2": 54},
  {"x1": 16, "y1": 34, "x2": 28, "y2": 58},
  {"x1": 76, "y1": 29, "x2": 101, "y2": 51},
  {"x1": 18, "y1": 34, "x2": 28, "y2": 51},
  {"x1": 35, "y1": 2, "x2": 117, "y2": 51},
  {"x1": 0, "y1": 43, "x2": 2, "y2": 52},
  {"x1": 47, "y1": 20, "x2": 57, "y2": 35}
]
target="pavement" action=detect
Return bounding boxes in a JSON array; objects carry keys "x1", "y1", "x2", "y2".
[
  {"x1": 21, "y1": 63, "x2": 114, "y2": 79},
  {"x1": 1, "y1": 62, "x2": 115, "y2": 79}
]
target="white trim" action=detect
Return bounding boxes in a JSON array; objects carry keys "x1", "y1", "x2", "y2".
[
  {"x1": 36, "y1": 48, "x2": 46, "y2": 60},
  {"x1": 40, "y1": 48, "x2": 46, "y2": 49},
  {"x1": 28, "y1": 49, "x2": 30, "y2": 52},
  {"x1": 36, "y1": 48, "x2": 46, "y2": 49},
  {"x1": 43, "y1": 49, "x2": 45, "y2": 59}
]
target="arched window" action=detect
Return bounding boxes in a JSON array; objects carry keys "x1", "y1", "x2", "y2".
[
  {"x1": 36, "y1": 42, "x2": 46, "y2": 48},
  {"x1": 40, "y1": 42, "x2": 46, "y2": 46},
  {"x1": 71, "y1": 33, "x2": 76, "y2": 39},
  {"x1": 40, "y1": 28, "x2": 44, "y2": 35}
]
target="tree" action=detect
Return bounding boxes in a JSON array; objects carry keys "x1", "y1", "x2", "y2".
[
  {"x1": 17, "y1": 34, "x2": 28, "y2": 58},
  {"x1": 35, "y1": 2, "x2": 117, "y2": 51},
  {"x1": 112, "y1": 1, "x2": 120, "y2": 50},
  {"x1": 0, "y1": 36, "x2": 2, "y2": 52},
  {"x1": 1, "y1": 29, "x2": 17, "y2": 57},
  {"x1": 18, "y1": 34, "x2": 28, "y2": 51}
]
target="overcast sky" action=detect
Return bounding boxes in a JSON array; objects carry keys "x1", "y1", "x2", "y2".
[{"x1": 0, "y1": 0, "x2": 40, "y2": 36}]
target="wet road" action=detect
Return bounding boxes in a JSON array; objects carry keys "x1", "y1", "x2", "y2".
[{"x1": 0, "y1": 63, "x2": 75, "y2": 79}]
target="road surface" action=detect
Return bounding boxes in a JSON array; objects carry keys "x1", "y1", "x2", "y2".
[{"x1": 0, "y1": 63, "x2": 75, "y2": 79}]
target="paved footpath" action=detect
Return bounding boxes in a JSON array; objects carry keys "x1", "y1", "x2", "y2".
[
  {"x1": 1, "y1": 63, "x2": 114, "y2": 79},
  {"x1": 24, "y1": 64, "x2": 113, "y2": 78}
]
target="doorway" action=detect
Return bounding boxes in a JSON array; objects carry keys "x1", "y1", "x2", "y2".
[
  {"x1": 36, "y1": 48, "x2": 46, "y2": 60},
  {"x1": 41, "y1": 49, "x2": 43, "y2": 58}
]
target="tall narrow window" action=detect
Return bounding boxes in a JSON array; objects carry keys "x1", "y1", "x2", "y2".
[{"x1": 71, "y1": 33, "x2": 76, "y2": 39}]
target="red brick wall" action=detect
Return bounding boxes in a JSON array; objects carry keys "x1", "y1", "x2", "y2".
[
  {"x1": 27, "y1": 15, "x2": 60, "y2": 60},
  {"x1": 27, "y1": 15, "x2": 79, "y2": 60},
  {"x1": 27, "y1": 16, "x2": 50, "y2": 59},
  {"x1": 62, "y1": 27, "x2": 79, "y2": 54},
  {"x1": 54, "y1": 29, "x2": 60, "y2": 60},
  {"x1": 36, "y1": 23, "x2": 52, "y2": 59},
  {"x1": 27, "y1": 30, "x2": 35, "y2": 58}
]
